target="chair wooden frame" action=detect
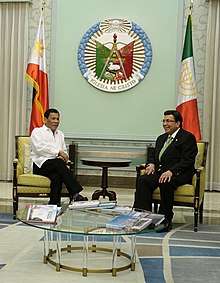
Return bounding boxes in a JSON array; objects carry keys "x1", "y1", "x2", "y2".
[
  {"x1": 12, "y1": 136, "x2": 77, "y2": 219},
  {"x1": 136, "y1": 142, "x2": 209, "y2": 232}
]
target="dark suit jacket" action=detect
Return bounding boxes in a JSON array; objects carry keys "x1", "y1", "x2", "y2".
[{"x1": 147, "y1": 128, "x2": 198, "y2": 185}]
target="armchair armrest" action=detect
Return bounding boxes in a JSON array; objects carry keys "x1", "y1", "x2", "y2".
[
  {"x1": 13, "y1": 159, "x2": 18, "y2": 185},
  {"x1": 12, "y1": 159, "x2": 18, "y2": 209},
  {"x1": 136, "y1": 164, "x2": 146, "y2": 177},
  {"x1": 13, "y1": 158, "x2": 23, "y2": 177},
  {"x1": 195, "y1": 166, "x2": 206, "y2": 200},
  {"x1": 67, "y1": 160, "x2": 74, "y2": 173},
  {"x1": 196, "y1": 166, "x2": 204, "y2": 172}
]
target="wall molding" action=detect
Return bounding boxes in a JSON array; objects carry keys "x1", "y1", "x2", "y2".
[
  {"x1": 0, "y1": 0, "x2": 32, "y2": 2},
  {"x1": 65, "y1": 132, "x2": 157, "y2": 143}
]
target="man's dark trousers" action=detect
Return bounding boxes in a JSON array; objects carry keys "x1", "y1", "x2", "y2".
[
  {"x1": 134, "y1": 172, "x2": 177, "y2": 223},
  {"x1": 33, "y1": 158, "x2": 83, "y2": 204}
]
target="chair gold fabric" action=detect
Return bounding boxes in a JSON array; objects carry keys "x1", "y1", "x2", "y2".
[
  {"x1": 136, "y1": 141, "x2": 209, "y2": 232},
  {"x1": 12, "y1": 136, "x2": 75, "y2": 219}
]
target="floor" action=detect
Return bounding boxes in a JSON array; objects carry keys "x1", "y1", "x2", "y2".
[
  {"x1": 1, "y1": 181, "x2": 220, "y2": 283},
  {"x1": 0, "y1": 181, "x2": 220, "y2": 225}
]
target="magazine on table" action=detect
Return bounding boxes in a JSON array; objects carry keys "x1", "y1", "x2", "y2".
[
  {"x1": 68, "y1": 200, "x2": 116, "y2": 210},
  {"x1": 26, "y1": 204, "x2": 59, "y2": 224},
  {"x1": 97, "y1": 201, "x2": 116, "y2": 209},
  {"x1": 131, "y1": 218, "x2": 153, "y2": 231},
  {"x1": 106, "y1": 211, "x2": 165, "y2": 231},
  {"x1": 147, "y1": 213, "x2": 165, "y2": 226},
  {"x1": 106, "y1": 214, "x2": 136, "y2": 230},
  {"x1": 106, "y1": 211, "x2": 151, "y2": 231},
  {"x1": 68, "y1": 200, "x2": 100, "y2": 209},
  {"x1": 100, "y1": 205, "x2": 133, "y2": 214}
]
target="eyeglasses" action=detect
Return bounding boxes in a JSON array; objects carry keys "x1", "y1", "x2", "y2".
[{"x1": 161, "y1": 119, "x2": 176, "y2": 124}]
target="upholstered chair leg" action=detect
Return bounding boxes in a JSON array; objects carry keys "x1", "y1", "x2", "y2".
[
  {"x1": 199, "y1": 199, "x2": 204, "y2": 224},
  {"x1": 13, "y1": 199, "x2": 17, "y2": 219},
  {"x1": 194, "y1": 209, "x2": 198, "y2": 232}
]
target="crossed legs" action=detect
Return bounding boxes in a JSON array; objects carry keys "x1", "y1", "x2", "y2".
[{"x1": 33, "y1": 158, "x2": 83, "y2": 205}]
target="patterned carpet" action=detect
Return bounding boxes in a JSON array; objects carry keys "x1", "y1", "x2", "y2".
[
  {"x1": 1, "y1": 213, "x2": 220, "y2": 283},
  {"x1": 0, "y1": 212, "x2": 144, "y2": 283},
  {"x1": 136, "y1": 223, "x2": 220, "y2": 283}
]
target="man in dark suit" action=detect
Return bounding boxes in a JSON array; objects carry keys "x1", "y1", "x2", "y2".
[{"x1": 133, "y1": 110, "x2": 198, "y2": 231}]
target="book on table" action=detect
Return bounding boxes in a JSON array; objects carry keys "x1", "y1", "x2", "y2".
[
  {"x1": 68, "y1": 200, "x2": 100, "y2": 209},
  {"x1": 131, "y1": 218, "x2": 153, "y2": 231},
  {"x1": 106, "y1": 214, "x2": 136, "y2": 230},
  {"x1": 106, "y1": 211, "x2": 165, "y2": 231},
  {"x1": 97, "y1": 202, "x2": 116, "y2": 209},
  {"x1": 26, "y1": 204, "x2": 59, "y2": 224},
  {"x1": 106, "y1": 211, "x2": 151, "y2": 231},
  {"x1": 100, "y1": 205, "x2": 133, "y2": 214},
  {"x1": 147, "y1": 213, "x2": 165, "y2": 226},
  {"x1": 68, "y1": 200, "x2": 116, "y2": 210}
]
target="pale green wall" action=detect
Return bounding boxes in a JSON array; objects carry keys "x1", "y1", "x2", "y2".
[{"x1": 51, "y1": 0, "x2": 182, "y2": 139}]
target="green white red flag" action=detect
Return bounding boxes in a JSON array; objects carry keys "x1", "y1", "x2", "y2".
[
  {"x1": 26, "y1": 13, "x2": 49, "y2": 134},
  {"x1": 176, "y1": 13, "x2": 201, "y2": 141}
]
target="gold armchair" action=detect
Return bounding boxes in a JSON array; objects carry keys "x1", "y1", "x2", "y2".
[
  {"x1": 136, "y1": 141, "x2": 209, "y2": 232},
  {"x1": 12, "y1": 136, "x2": 76, "y2": 219}
]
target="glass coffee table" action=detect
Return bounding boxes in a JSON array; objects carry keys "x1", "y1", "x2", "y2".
[{"x1": 17, "y1": 206, "x2": 167, "y2": 277}]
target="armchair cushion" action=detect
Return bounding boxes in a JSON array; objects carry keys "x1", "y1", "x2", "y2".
[
  {"x1": 18, "y1": 173, "x2": 51, "y2": 187},
  {"x1": 17, "y1": 173, "x2": 68, "y2": 189}
]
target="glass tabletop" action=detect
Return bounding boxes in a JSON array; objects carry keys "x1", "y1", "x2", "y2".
[{"x1": 17, "y1": 205, "x2": 168, "y2": 236}]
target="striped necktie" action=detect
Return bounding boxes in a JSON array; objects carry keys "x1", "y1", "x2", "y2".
[{"x1": 159, "y1": 136, "x2": 173, "y2": 161}]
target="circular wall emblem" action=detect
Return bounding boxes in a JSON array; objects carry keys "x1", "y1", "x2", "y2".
[{"x1": 78, "y1": 19, "x2": 152, "y2": 93}]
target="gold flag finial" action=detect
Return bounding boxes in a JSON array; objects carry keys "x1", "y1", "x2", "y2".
[
  {"x1": 42, "y1": 0, "x2": 46, "y2": 11},
  {"x1": 190, "y1": 0, "x2": 193, "y2": 12}
]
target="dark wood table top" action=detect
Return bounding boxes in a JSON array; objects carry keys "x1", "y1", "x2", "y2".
[{"x1": 81, "y1": 157, "x2": 131, "y2": 168}]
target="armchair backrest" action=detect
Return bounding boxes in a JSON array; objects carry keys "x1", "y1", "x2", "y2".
[
  {"x1": 15, "y1": 135, "x2": 77, "y2": 175},
  {"x1": 147, "y1": 141, "x2": 208, "y2": 169},
  {"x1": 15, "y1": 136, "x2": 31, "y2": 174},
  {"x1": 195, "y1": 141, "x2": 208, "y2": 169}
]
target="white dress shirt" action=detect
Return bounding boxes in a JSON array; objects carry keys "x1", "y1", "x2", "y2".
[
  {"x1": 30, "y1": 124, "x2": 68, "y2": 168},
  {"x1": 170, "y1": 127, "x2": 180, "y2": 139}
]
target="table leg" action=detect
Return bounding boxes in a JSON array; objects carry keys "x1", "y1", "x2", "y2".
[
  {"x1": 130, "y1": 235, "x2": 136, "y2": 271},
  {"x1": 43, "y1": 230, "x2": 48, "y2": 264},
  {"x1": 92, "y1": 166, "x2": 117, "y2": 201},
  {"x1": 83, "y1": 234, "x2": 89, "y2": 276},
  {"x1": 67, "y1": 217, "x2": 71, "y2": 253},
  {"x1": 56, "y1": 232, "x2": 61, "y2": 271},
  {"x1": 112, "y1": 235, "x2": 119, "y2": 276}
]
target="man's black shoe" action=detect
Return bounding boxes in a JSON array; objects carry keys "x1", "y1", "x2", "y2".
[
  {"x1": 69, "y1": 194, "x2": 88, "y2": 204},
  {"x1": 69, "y1": 195, "x2": 73, "y2": 204},
  {"x1": 74, "y1": 194, "x2": 88, "y2": 202},
  {"x1": 155, "y1": 220, "x2": 172, "y2": 233},
  {"x1": 148, "y1": 223, "x2": 155, "y2": 230}
]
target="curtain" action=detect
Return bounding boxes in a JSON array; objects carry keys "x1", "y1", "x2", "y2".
[
  {"x1": 0, "y1": 3, "x2": 29, "y2": 180},
  {"x1": 203, "y1": 0, "x2": 220, "y2": 191}
]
